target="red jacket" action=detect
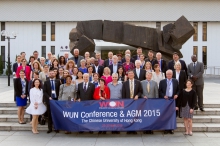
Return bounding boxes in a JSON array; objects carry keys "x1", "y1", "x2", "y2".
[
  {"x1": 93, "y1": 86, "x2": 110, "y2": 100},
  {"x1": 16, "y1": 66, "x2": 31, "y2": 81}
]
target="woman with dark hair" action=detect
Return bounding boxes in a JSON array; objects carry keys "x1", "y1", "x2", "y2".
[
  {"x1": 72, "y1": 67, "x2": 78, "y2": 82},
  {"x1": 58, "y1": 67, "x2": 64, "y2": 79},
  {"x1": 87, "y1": 66, "x2": 94, "y2": 82},
  {"x1": 28, "y1": 56, "x2": 35, "y2": 70},
  {"x1": 117, "y1": 66, "x2": 127, "y2": 84},
  {"x1": 75, "y1": 71, "x2": 84, "y2": 90},
  {"x1": 30, "y1": 61, "x2": 42, "y2": 79},
  {"x1": 26, "y1": 79, "x2": 46, "y2": 134},
  {"x1": 152, "y1": 64, "x2": 165, "y2": 87},
  {"x1": 93, "y1": 78, "x2": 110, "y2": 134},
  {"x1": 14, "y1": 69, "x2": 29, "y2": 124},
  {"x1": 178, "y1": 80, "x2": 197, "y2": 136},
  {"x1": 92, "y1": 73, "x2": 100, "y2": 88},
  {"x1": 59, "y1": 56, "x2": 66, "y2": 68},
  {"x1": 16, "y1": 59, "x2": 31, "y2": 81},
  {"x1": 50, "y1": 59, "x2": 59, "y2": 70}
]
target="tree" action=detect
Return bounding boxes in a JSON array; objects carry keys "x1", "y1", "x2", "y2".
[
  {"x1": 5, "y1": 61, "x2": 12, "y2": 76},
  {"x1": 0, "y1": 55, "x2": 3, "y2": 75}
]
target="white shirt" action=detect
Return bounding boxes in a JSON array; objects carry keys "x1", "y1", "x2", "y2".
[
  {"x1": 136, "y1": 68, "x2": 140, "y2": 78},
  {"x1": 113, "y1": 63, "x2": 118, "y2": 73},
  {"x1": 94, "y1": 66, "x2": 99, "y2": 73},
  {"x1": 83, "y1": 82, "x2": 89, "y2": 90},
  {"x1": 175, "y1": 71, "x2": 180, "y2": 82}
]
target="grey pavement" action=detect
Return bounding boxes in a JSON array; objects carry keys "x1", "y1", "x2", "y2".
[{"x1": 0, "y1": 76, "x2": 220, "y2": 146}]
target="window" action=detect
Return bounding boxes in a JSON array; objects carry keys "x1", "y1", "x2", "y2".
[
  {"x1": 203, "y1": 22, "x2": 207, "y2": 41},
  {"x1": 51, "y1": 22, "x2": 55, "y2": 41},
  {"x1": 1, "y1": 46, "x2": 5, "y2": 69},
  {"x1": 202, "y1": 46, "x2": 207, "y2": 66},
  {"x1": 42, "y1": 22, "x2": 46, "y2": 41},
  {"x1": 193, "y1": 46, "x2": 198, "y2": 58},
  {"x1": 193, "y1": 22, "x2": 198, "y2": 41},
  {"x1": 51, "y1": 46, "x2": 55, "y2": 55},
  {"x1": 1, "y1": 22, "x2": 5, "y2": 41},
  {"x1": 156, "y1": 22, "x2": 161, "y2": 30},
  {"x1": 41, "y1": 46, "x2": 46, "y2": 58}
]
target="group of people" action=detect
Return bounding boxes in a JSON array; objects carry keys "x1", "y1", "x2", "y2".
[{"x1": 13, "y1": 47, "x2": 204, "y2": 136}]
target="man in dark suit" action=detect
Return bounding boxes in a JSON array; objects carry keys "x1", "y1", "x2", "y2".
[
  {"x1": 93, "y1": 59, "x2": 104, "y2": 77},
  {"x1": 69, "y1": 48, "x2": 84, "y2": 67},
  {"x1": 168, "y1": 52, "x2": 188, "y2": 77},
  {"x1": 33, "y1": 50, "x2": 40, "y2": 63},
  {"x1": 159, "y1": 69, "x2": 179, "y2": 134},
  {"x1": 132, "y1": 47, "x2": 145, "y2": 61},
  {"x1": 104, "y1": 51, "x2": 113, "y2": 67},
  {"x1": 122, "y1": 70, "x2": 143, "y2": 134},
  {"x1": 134, "y1": 60, "x2": 146, "y2": 81},
  {"x1": 43, "y1": 69, "x2": 61, "y2": 133},
  {"x1": 145, "y1": 50, "x2": 156, "y2": 65},
  {"x1": 188, "y1": 55, "x2": 204, "y2": 111},
  {"x1": 109, "y1": 55, "x2": 122, "y2": 75},
  {"x1": 77, "y1": 73, "x2": 95, "y2": 134},
  {"x1": 122, "y1": 50, "x2": 135, "y2": 64},
  {"x1": 152, "y1": 52, "x2": 167, "y2": 73}
]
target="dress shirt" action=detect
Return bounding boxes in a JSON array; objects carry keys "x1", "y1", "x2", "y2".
[
  {"x1": 136, "y1": 68, "x2": 140, "y2": 78},
  {"x1": 113, "y1": 63, "x2": 118, "y2": 73},
  {"x1": 108, "y1": 82, "x2": 122, "y2": 99},
  {"x1": 166, "y1": 79, "x2": 173, "y2": 97},
  {"x1": 83, "y1": 82, "x2": 89, "y2": 90},
  {"x1": 50, "y1": 79, "x2": 57, "y2": 98},
  {"x1": 175, "y1": 71, "x2": 180, "y2": 82},
  {"x1": 157, "y1": 59, "x2": 162, "y2": 71},
  {"x1": 94, "y1": 65, "x2": 99, "y2": 73}
]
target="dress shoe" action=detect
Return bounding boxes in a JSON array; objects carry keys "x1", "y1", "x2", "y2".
[
  {"x1": 164, "y1": 130, "x2": 169, "y2": 134},
  {"x1": 194, "y1": 107, "x2": 198, "y2": 110},
  {"x1": 47, "y1": 130, "x2": 52, "y2": 133},
  {"x1": 200, "y1": 108, "x2": 205, "y2": 111},
  {"x1": 54, "y1": 130, "x2": 59, "y2": 133},
  {"x1": 170, "y1": 130, "x2": 174, "y2": 134}
]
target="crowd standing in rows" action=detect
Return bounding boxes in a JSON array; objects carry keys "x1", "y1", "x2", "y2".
[{"x1": 13, "y1": 47, "x2": 204, "y2": 136}]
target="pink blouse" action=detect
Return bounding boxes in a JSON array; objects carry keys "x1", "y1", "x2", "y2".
[{"x1": 101, "y1": 75, "x2": 113, "y2": 86}]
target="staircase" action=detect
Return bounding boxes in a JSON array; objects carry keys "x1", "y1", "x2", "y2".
[{"x1": 0, "y1": 102, "x2": 220, "y2": 132}]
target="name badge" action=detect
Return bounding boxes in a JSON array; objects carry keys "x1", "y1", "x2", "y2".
[{"x1": 52, "y1": 90, "x2": 55, "y2": 94}]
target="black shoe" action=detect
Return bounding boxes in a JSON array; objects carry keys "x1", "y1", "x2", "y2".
[
  {"x1": 79, "y1": 131, "x2": 84, "y2": 134},
  {"x1": 54, "y1": 130, "x2": 59, "y2": 133},
  {"x1": 194, "y1": 107, "x2": 198, "y2": 110},
  {"x1": 98, "y1": 131, "x2": 102, "y2": 134},
  {"x1": 164, "y1": 130, "x2": 169, "y2": 134},
  {"x1": 47, "y1": 130, "x2": 52, "y2": 133},
  {"x1": 170, "y1": 130, "x2": 174, "y2": 134},
  {"x1": 200, "y1": 108, "x2": 205, "y2": 112},
  {"x1": 89, "y1": 131, "x2": 93, "y2": 134}
]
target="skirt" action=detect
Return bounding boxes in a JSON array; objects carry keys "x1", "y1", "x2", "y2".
[
  {"x1": 16, "y1": 96, "x2": 27, "y2": 106},
  {"x1": 26, "y1": 103, "x2": 47, "y2": 115},
  {"x1": 181, "y1": 103, "x2": 193, "y2": 119}
]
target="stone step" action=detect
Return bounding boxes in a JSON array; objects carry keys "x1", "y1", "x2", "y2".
[
  {"x1": 1, "y1": 107, "x2": 220, "y2": 115},
  {"x1": 0, "y1": 115, "x2": 30, "y2": 122},
  {"x1": 1, "y1": 102, "x2": 220, "y2": 108},
  {"x1": 0, "y1": 122, "x2": 220, "y2": 132}
]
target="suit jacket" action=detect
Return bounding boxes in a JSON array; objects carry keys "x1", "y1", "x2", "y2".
[
  {"x1": 77, "y1": 82, "x2": 95, "y2": 101},
  {"x1": 43, "y1": 79, "x2": 61, "y2": 104},
  {"x1": 122, "y1": 79, "x2": 143, "y2": 99},
  {"x1": 159, "y1": 78, "x2": 179, "y2": 99},
  {"x1": 109, "y1": 64, "x2": 122, "y2": 75},
  {"x1": 187, "y1": 61, "x2": 204, "y2": 85},
  {"x1": 104, "y1": 59, "x2": 111, "y2": 68},
  {"x1": 16, "y1": 66, "x2": 31, "y2": 81},
  {"x1": 145, "y1": 58, "x2": 156, "y2": 65},
  {"x1": 172, "y1": 70, "x2": 187, "y2": 90},
  {"x1": 92, "y1": 65, "x2": 104, "y2": 77},
  {"x1": 168, "y1": 60, "x2": 188, "y2": 76},
  {"x1": 134, "y1": 68, "x2": 146, "y2": 81},
  {"x1": 14, "y1": 78, "x2": 29, "y2": 97},
  {"x1": 132, "y1": 55, "x2": 146, "y2": 61},
  {"x1": 152, "y1": 59, "x2": 167, "y2": 73},
  {"x1": 98, "y1": 59, "x2": 104, "y2": 66},
  {"x1": 141, "y1": 80, "x2": 158, "y2": 98},
  {"x1": 13, "y1": 62, "x2": 22, "y2": 74},
  {"x1": 69, "y1": 55, "x2": 84, "y2": 67},
  {"x1": 121, "y1": 58, "x2": 135, "y2": 64}
]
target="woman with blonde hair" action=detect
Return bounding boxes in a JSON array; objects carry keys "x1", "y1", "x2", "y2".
[
  {"x1": 65, "y1": 60, "x2": 75, "y2": 75},
  {"x1": 30, "y1": 61, "x2": 42, "y2": 80},
  {"x1": 101, "y1": 67, "x2": 112, "y2": 86},
  {"x1": 144, "y1": 61, "x2": 153, "y2": 72},
  {"x1": 39, "y1": 65, "x2": 49, "y2": 84}
]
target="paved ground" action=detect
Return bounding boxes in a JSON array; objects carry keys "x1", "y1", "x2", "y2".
[{"x1": 0, "y1": 76, "x2": 220, "y2": 146}]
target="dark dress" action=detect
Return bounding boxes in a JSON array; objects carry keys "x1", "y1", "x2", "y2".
[{"x1": 179, "y1": 89, "x2": 197, "y2": 119}]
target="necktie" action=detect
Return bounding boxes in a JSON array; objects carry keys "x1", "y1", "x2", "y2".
[
  {"x1": 51, "y1": 80, "x2": 55, "y2": 98},
  {"x1": 147, "y1": 81, "x2": 150, "y2": 93},
  {"x1": 84, "y1": 83, "x2": 87, "y2": 92},
  {"x1": 193, "y1": 62, "x2": 196, "y2": 71},
  {"x1": 130, "y1": 80, "x2": 134, "y2": 98},
  {"x1": 158, "y1": 60, "x2": 161, "y2": 71}
]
